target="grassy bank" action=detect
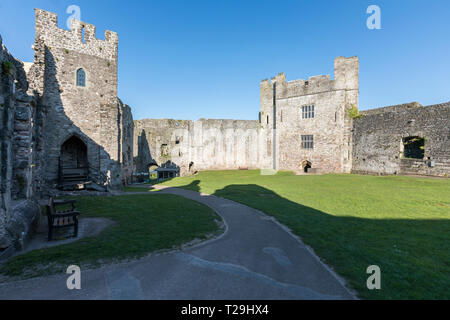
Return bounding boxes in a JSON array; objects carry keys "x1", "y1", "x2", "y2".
[{"x1": 1, "y1": 194, "x2": 222, "y2": 280}]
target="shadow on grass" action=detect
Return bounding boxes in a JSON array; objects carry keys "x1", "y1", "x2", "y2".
[
  {"x1": 173, "y1": 180, "x2": 449, "y2": 300},
  {"x1": 123, "y1": 184, "x2": 157, "y2": 192}
]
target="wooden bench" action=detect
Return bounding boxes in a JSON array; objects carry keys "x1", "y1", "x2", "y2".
[{"x1": 46, "y1": 197, "x2": 80, "y2": 241}]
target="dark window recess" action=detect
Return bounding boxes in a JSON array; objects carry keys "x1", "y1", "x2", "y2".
[
  {"x1": 301, "y1": 135, "x2": 314, "y2": 149},
  {"x1": 302, "y1": 105, "x2": 315, "y2": 119},
  {"x1": 303, "y1": 160, "x2": 312, "y2": 173},
  {"x1": 76, "y1": 68, "x2": 86, "y2": 87},
  {"x1": 403, "y1": 136, "x2": 425, "y2": 159},
  {"x1": 267, "y1": 115, "x2": 269, "y2": 124}
]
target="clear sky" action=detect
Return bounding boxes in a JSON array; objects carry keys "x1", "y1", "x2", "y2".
[{"x1": 0, "y1": 0, "x2": 449, "y2": 120}]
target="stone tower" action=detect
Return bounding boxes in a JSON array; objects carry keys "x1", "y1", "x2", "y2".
[
  {"x1": 260, "y1": 56, "x2": 359, "y2": 173},
  {"x1": 28, "y1": 9, "x2": 133, "y2": 190}
]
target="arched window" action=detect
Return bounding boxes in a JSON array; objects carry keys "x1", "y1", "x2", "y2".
[{"x1": 76, "y1": 68, "x2": 86, "y2": 87}]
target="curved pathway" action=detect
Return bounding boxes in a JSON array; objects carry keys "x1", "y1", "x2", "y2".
[{"x1": 0, "y1": 186, "x2": 355, "y2": 299}]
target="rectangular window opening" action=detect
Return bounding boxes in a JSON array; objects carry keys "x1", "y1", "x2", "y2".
[
  {"x1": 301, "y1": 105, "x2": 315, "y2": 119},
  {"x1": 301, "y1": 135, "x2": 314, "y2": 149}
]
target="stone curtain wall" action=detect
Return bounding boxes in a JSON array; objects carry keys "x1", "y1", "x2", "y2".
[
  {"x1": 134, "y1": 119, "x2": 270, "y2": 176},
  {"x1": 0, "y1": 36, "x2": 40, "y2": 251},
  {"x1": 260, "y1": 57, "x2": 358, "y2": 173},
  {"x1": 30, "y1": 9, "x2": 133, "y2": 190},
  {"x1": 352, "y1": 102, "x2": 450, "y2": 176}
]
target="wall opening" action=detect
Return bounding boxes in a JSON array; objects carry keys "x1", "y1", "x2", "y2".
[
  {"x1": 301, "y1": 160, "x2": 312, "y2": 173},
  {"x1": 402, "y1": 136, "x2": 424, "y2": 159},
  {"x1": 76, "y1": 68, "x2": 86, "y2": 87},
  {"x1": 59, "y1": 136, "x2": 88, "y2": 186},
  {"x1": 160, "y1": 144, "x2": 169, "y2": 157},
  {"x1": 81, "y1": 26, "x2": 85, "y2": 43},
  {"x1": 301, "y1": 135, "x2": 314, "y2": 149},
  {"x1": 61, "y1": 136, "x2": 88, "y2": 169}
]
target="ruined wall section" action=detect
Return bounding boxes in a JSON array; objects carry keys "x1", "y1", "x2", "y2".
[
  {"x1": 119, "y1": 100, "x2": 133, "y2": 184},
  {"x1": 0, "y1": 36, "x2": 40, "y2": 251},
  {"x1": 134, "y1": 118, "x2": 267, "y2": 175},
  {"x1": 262, "y1": 56, "x2": 358, "y2": 173},
  {"x1": 31, "y1": 9, "x2": 126, "y2": 189},
  {"x1": 352, "y1": 102, "x2": 450, "y2": 176},
  {"x1": 0, "y1": 36, "x2": 16, "y2": 249},
  {"x1": 260, "y1": 77, "x2": 276, "y2": 170}
]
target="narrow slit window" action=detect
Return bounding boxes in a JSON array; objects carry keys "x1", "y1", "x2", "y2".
[{"x1": 81, "y1": 26, "x2": 85, "y2": 43}]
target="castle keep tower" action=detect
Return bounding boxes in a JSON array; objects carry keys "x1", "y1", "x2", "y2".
[
  {"x1": 29, "y1": 9, "x2": 133, "y2": 190},
  {"x1": 260, "y1": 56, "x2": 359, "y2": 173}
]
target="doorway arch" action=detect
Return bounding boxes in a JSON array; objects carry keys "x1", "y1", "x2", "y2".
[
  {"x1": 301, "y1": 160, "x2": 312, "y2": 173},
  {"x1": 60, "y1": 135, "x2": 89, "y2": 186}
]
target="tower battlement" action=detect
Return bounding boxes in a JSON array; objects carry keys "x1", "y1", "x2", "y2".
[
  {"x1": 35, "y1": 8, "x2": 118, "y2": 61},
  {"x1": 260, "y1": 56, "x2": 358, "y2": 100}
]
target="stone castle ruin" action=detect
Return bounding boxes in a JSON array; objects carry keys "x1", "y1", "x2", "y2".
[
  {"x1": 0, "y1": 9, "x2": 449, "y2": 252},
  {"x1": 0, "y1": 9, "x2": 133, "y2": 251}
]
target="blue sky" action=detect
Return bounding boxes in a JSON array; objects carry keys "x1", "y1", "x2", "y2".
[{"x1": 0, "y1": 0, "x2": 449, "y2": 120}]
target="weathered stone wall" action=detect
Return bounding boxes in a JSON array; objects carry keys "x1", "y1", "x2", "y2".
[
  {"x1": 352, "y1": 102, "x2": 450, "y2": 176},
  {"x1": 261, "y1": 56, "x2": 358, "y2": 173},
  {"x1": 0, "y1": 35, "x2": 41, "y2": 251},
  {"x1": 134, "y1": 118, "x2": 269, "y2": 176},
  {"x1": 120, "y1": 100, "x2": 134, "y2": 184},
  {"x1": 0, "y1": 35, "x2": 15, "y2": 249},
  {"x1": 29, "y1": 9, "x2": 133, "y2": 190},
  {"x1": 1, "y1": 8, "x2": 136, "y2": 251}
]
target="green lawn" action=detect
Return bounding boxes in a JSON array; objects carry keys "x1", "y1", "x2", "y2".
[
  {"x1": 160, "y1": 170, "x2": 450, "y2": 299},
  {"x1": 0, "y1": 194, "x2": 222, "y2": 280}
]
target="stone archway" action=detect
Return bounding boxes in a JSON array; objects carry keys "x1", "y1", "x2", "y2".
[
  {"x1": 301, "y1": 160, "x2": 312, "y2": 173},
  {"x1": 59, "y1": 135, "x2": 89, "y2": 188}
]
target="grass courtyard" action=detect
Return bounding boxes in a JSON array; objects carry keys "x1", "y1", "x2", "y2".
[
  {"x1": 0, "y1": 194, "x2": 222, "y2": 280},
  {"x1": 159, "y1": 170, "x2": 450, "y2": 300}
]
